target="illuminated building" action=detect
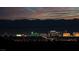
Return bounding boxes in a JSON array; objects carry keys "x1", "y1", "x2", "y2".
[
  {"x1": 49, "y1": 30, "x2": 62, "y2": 37},
  {"x1": 30, "y1": 32, "x2": 40, "y2": 36},
  {"x1": 63, "y1": 32, "x2": 71, "y2": 37},
  {"x1": 40, "y1": 33, "x2": 48, "y2": 37},
  {"x1": 73, "y1": 32, "x2": 79, "y2": 37}
]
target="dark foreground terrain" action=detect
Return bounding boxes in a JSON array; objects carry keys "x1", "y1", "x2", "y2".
[{"x1": 0, "y1": 37, "x2": 79, "y2": 51}]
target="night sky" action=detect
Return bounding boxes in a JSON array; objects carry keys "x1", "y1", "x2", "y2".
[{"x1": 0, "y1": 7, "x2": 79, "y2": 19}]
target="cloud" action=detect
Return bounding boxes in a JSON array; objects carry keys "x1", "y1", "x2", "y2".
[{"x1": 0, "y1": 7, "x2": 79, "y2": 19}]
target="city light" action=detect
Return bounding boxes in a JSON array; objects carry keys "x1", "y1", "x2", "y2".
[
  {"x1": 30, "y1": 32, "x2": 40, "y2": 36},
  {"x1": 73, "y1": 32, "x2": 79, "y2": 37},
  {"x1": 16, "y1": 34, "x2": 22, "y2": 37},
  {"x1": 63, "y1": 32, "x2": 71, "y2": 37}
]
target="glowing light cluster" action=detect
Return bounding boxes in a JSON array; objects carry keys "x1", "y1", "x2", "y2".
[{"x1": 16, "y1": 34, "x2": 22, "y2": 37}]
